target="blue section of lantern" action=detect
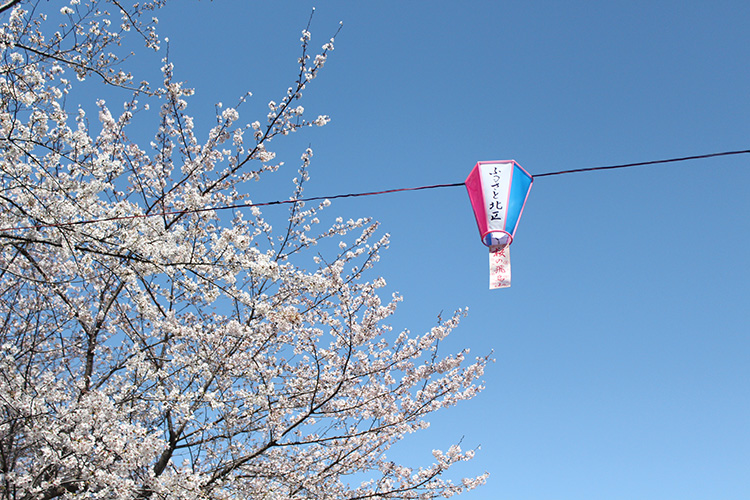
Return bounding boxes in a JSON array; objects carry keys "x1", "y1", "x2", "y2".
[{"x1": 505, "y1": 164, "x2": 533, "y2": 237}]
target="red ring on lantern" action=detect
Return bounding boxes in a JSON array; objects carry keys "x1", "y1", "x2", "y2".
[{"x1": 481, "y1": 230, "x2": 513, "y2": 248}]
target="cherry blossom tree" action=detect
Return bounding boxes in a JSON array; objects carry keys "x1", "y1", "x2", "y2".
[{"x1": 0, "y1": 1, "x2": 489, "y2": 498}]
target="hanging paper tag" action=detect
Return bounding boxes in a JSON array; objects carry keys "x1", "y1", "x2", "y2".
[{"x1": 489, "y1": 245, "x2": 511, "y2": 289}]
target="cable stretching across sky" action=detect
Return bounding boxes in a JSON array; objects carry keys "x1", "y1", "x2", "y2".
[{"x1": 1, "y1": 148, "x2": 748, "y2": 233}]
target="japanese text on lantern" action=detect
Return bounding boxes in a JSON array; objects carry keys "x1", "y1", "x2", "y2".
[{"x1": 489, "y1": 165, "x2": 504, "y2": 222}]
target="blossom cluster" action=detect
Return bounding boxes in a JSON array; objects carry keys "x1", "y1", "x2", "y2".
[{"x1": 0, "y1": 2, "x2": 488, "y2": 499}]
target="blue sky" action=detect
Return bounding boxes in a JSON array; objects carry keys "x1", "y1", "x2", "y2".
[{"x1": 145, "y1": 1, "x2": 750, "y2": 498}]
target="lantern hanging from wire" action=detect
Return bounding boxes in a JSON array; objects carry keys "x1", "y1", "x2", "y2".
[{"x1": 465, "y1": 160, "x2": 533, "y2": 289}]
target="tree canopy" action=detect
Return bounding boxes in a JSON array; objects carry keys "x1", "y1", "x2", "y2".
[{"x1": 0, "y1": 2, "x2": 488, "y2": 498}]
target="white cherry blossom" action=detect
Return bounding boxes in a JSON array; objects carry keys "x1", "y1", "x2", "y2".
[{"x1": 0, "y1": 2, "x2": 488, "y2": 499}]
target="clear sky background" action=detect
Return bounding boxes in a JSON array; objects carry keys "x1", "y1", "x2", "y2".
[{"x1": 123, "y1": 1, "x2": 750, "y2": 498}]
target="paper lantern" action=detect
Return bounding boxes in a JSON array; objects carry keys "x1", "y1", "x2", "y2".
[{"x1": 465, "y1": 160, "x2": 533, "y2": 289}]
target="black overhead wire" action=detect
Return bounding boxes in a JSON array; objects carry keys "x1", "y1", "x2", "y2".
[
  {"x1": 1, "y1": 148, "x2": 748, "y2": 233},
  {"x1": 533, "y1": 149, "x2": 750, "y2": 177}
]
